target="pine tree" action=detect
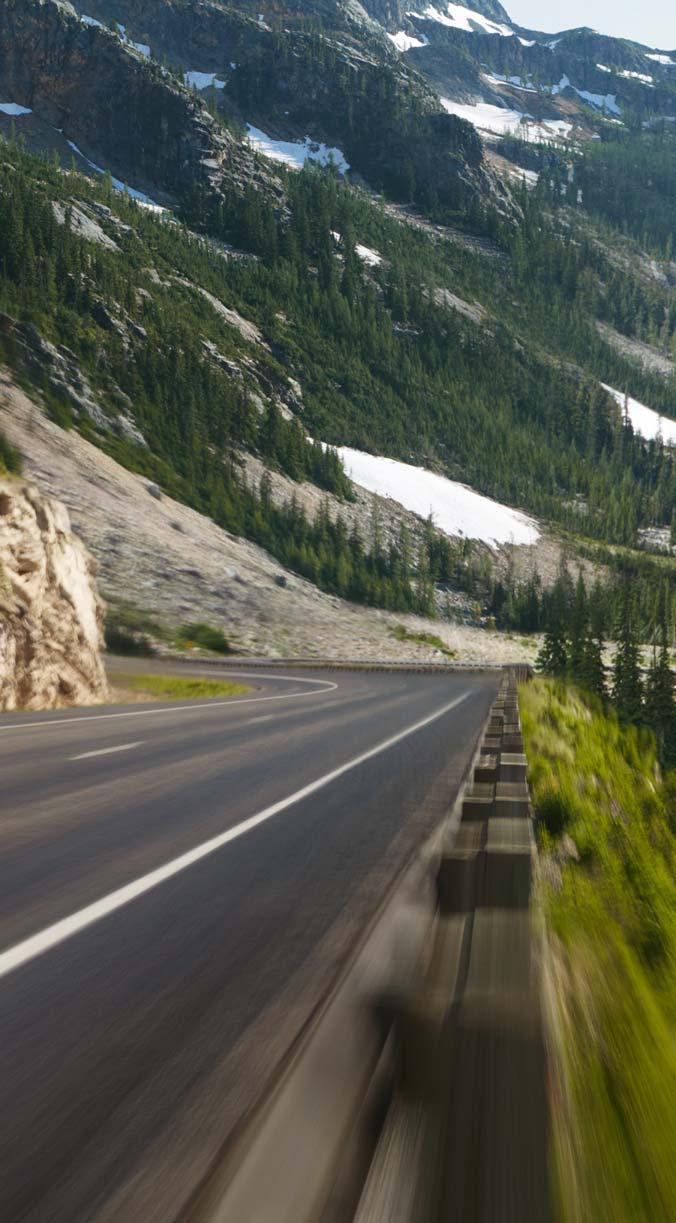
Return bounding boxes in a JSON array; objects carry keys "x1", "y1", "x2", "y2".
[
  {"x1": 568, "y1": 571, "x2": 588, "y2": 684},
  {"x1": 612, "y1": 594, "x2": 644, "y2": 725},
  {"x1": 645, "y1": 630, "x2": 676, "y2": 768}
]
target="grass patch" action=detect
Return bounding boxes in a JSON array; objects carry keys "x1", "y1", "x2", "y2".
[
  {"x1": 389, "y1": 623, "x2": 457, "y2": 658},
  {"x1": 114, "y1": 674, "x2": 249, "y2": 700},
  {"x1": 521, "y1": 678, "x2": 676, "y2": 1222}
]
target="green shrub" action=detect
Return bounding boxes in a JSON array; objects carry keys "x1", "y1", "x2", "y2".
[
  {"x1": 0, "y1": 430, "x2": 21, "y2": 475},
  {"x1": 176, "y1": 622, "x2": 231, "y2": 654},
  {"x1": 104, "y1": 624, "x2": 155, "y2": 657}
]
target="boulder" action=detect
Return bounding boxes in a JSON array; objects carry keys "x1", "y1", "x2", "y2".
[{"x1": 0, "y1": 478, "x2": 108, "y2": 710}]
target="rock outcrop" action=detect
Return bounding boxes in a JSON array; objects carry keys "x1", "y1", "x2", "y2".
[
  {"x1": 0, "y1": 0, "x2": 285, "y2": 208},
  {"x1": 0, "y1": 477, "x2": 108, "y2": 710}
]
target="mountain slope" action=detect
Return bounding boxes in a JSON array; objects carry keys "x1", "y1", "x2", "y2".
[{"x1": 1, "y1": 0, "x2": 676, "y2": 650}]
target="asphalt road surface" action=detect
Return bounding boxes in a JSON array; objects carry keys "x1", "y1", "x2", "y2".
[{"x1": 0, "y1": 661, "x2": 499, "y2": 1223}]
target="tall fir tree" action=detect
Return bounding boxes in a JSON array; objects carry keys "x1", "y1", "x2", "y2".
[
  {"x1": 645, "y1": 629, "x2": 676, "y2": 769},
  {"x1": 612, "y1": 593, "x2": 644, "y2": 725}
]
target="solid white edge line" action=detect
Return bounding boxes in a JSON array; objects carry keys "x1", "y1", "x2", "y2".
[
  {"x1": 0, "y1": 690, "x2": 469, "y2": 981},
  {"x1": 70, "y1": 741, "x2": 145, "y2": 762},
  {"x1": 0, "y1": 676, "x2": 339, "y2": 732}
]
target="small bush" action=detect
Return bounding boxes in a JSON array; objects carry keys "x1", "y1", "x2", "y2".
[
  {"x1": 176, "y1": 622, "x2": 231, "y2": 654},
  {"x1": 389, "y1": 623, "x2": 457, "y2": 658},
  {"x1": 0, "y1": 430, "x2": 21, "y2": 475},
  {"x1": 104, "y1": 624, "x2": 156, "y2": 657}
]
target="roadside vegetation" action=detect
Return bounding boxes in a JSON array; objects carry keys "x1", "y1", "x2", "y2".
[
  {"x1": 389, "y1": 623, "x2": 457, "y2": 657},
  {"x1": 521, "y1": 678, "x2": 676, "y2": 1221},
  {"x1": 104, "y1": 605, "x2": 232, "y2": 657},
  {"x1": 112, "y1": 673, "x2": 249, "y2": 701},
  {"x1": 0, "y1": 430, "x2": 21, "y2": 475}
]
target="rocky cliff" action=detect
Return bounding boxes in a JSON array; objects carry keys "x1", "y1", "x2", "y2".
[
  {"x1": 0, "y1": 0, "x2": 284, "y2": 207},
  {"x1": 0, "y1": 476, "x2": 108, "y2": 710}
]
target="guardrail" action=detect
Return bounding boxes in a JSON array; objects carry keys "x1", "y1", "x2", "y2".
[
  {"x1": 184, "y1": 670, "x2": 544, "y2": 1223},
  {"x1": 150, "y1": 652, "x2": 534, "y2": 679},
  {"x1": 354, "y1": 672, "x2": 548, "y2": 1222}
]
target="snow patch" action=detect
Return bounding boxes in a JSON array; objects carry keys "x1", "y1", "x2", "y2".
[
  {"x1": 603, "y1": 385, "x2": 676, "y2": 445},
  {"x1": 441, "y1": 98, "x2": 571, "y2": 143},
  {"x1": 646, "y1": 53, "x2": 676, "y2": 66},
  {"x1": 66, "y1": 140, "x2": 166, "y2": 212},
  {"x1": 185, "y1": 70, "x2": 227, "y2": 90},
  {"x1": 0, "y1": 102, "x2": 32, "y2": 116},
  {"x1": 388, "y1": 30, "x2": 429, "y2": 51},
  {"x1": 337, "y1": 447, "x2": 539, "y2": 547},
  {"x1": 80, "y1": 13, "x2": 104, "y2": 28},
  {"x1": 547, "y1": 74, "x2": 621, "y2": 116},
  {"x1": 618, "y1": 69, "x2": 653, "y2": 85},
  {"x1": 576, "y1": 87, "x2": 621, "y2": 114},
  {"x1": 408, "y1": 2, "x2": 513, "y2": 36},
  {"x1": 356, "y1": 243, "x2": 382, "y2": 266},
  {"x1": 246, "y1": 126, "x2": 350, "y2": 174},
  {"x1": 483, "y1": 70, "x2": 537, "y2": 93}
]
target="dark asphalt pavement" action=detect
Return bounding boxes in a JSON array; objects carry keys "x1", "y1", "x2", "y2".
[{"x1": 0, "y1": 661, "x2": 498, "y2": 1223}]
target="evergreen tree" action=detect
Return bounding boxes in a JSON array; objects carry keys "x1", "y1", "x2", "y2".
[
  {"x1": 613, "y1": 593, "x2": 644, "y2": 724},
  {"x1": 645, "y1": 630, "x2": 676, "y2": 768}
]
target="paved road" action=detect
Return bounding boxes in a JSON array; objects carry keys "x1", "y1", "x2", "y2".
[{"x1": 0, "y1": 661, "x2": 498, "y2": 1223}]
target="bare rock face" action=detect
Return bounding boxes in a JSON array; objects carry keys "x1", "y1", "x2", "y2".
[{"x1": 0, "y1": 478, "x2": 108, "y2": 711}]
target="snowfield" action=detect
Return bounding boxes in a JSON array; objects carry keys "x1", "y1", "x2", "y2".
[
  {"x1": 603, "y1": 385, "x2": 676, "y2": 445},
  {"x1": 66, "y1": 140, "x2": 165, "y2": 211},
  {"x1": 185, "y1": 71, "x2": 227, "y2": 90},
  {"x1": 388, "y1": 30, "x2": 429, "y2": 50},
  {"x1": 246, "y1": 127, "x2": 350, "y2": 174},
  {"x1": 646, "y1": 53, "x2": 676, "y2": 66},
  {"x1": 409, "y1": 3, "x2": 513, "y2": 36},
  {"x1": 336, "y1": 447, "x2": 540, "y2": 547},
  {"x1": 0, "y1": 103, "x2": 32, "y2": 116},
  {"x1": 440, "y1": 98, "x2": 571, "y2": 143}
]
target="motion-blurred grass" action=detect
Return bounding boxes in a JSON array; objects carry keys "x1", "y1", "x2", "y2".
[
  {"x1": 114, "y1": 674, "x2": 249, "y2": 700},
  {"x1": 521, "y1": 679, "x2": 676, "y2": 1222}
]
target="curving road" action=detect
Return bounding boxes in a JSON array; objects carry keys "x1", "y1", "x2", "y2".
[{"x1": 0, "y1": 660, "x2": 498, "y2": 1223}]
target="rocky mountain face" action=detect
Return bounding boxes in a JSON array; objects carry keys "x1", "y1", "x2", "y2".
[
  {"x1": 0, "y1": 0, "x2": 505, "y2": 216},
  {"x1": 0, "y1": 476, "x2": 107, "y2": 711},
  {"x1": 0, "y1": 0, "x2": 285, "y2": 207},
  {"x1": 383, "y1": 2, "x2": 676, "y2": 137}
]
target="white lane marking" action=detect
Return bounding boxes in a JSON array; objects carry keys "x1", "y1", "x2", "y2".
[
  {"x1": 246, "y1": 715, "x2": 275, "y2": 725},
  {"x1": 70, "y1": 741, "x2": 145, "y2": 762},
  {"x1": 0, "y1": 690, "x2": 469, "y2": 980},
  {"x1": 0, "y1": 677, "x2": 338, "y2": 733}
]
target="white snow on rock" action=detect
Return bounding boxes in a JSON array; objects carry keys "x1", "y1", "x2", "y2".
[
  {"x1": 246, "y1": 126, "x2": 350, "y2": 174},
  {"x1": 355, "y1": 243, "x2": 382, "y2": 266},
  {"x1": 603, "y1": 385, "x2": 676, "y2": 445},
  {"x1": 576, "y1": 87, "x2": 621, "y2": 114},
  {"x1": 441, "y1": 98, "x2": 571, "y2": 142},
  {"x1": 388, "y1": 30, "x2": 429, "y2": 51},
  {"x1": 614, "y1": 67, "x2": 654, "y2": 85},
  {"x1": 185, "y1": 70, "x2": 227, "y2": 90},
  {"x1": 79, "y1": 13, "x2": 149, "y2": 55},
  {"x1": 548, "y1": 74, "x2": 621, "y2": 115},
  {"x1": 66, "y1": 140, "x2": 166, "y2": 212},
  {"x1": 646, "y1": 53, "x2": 676, "y2": 66},
  {"x1": 408, "y1": 3, "x2": 513, "y2": 37},
  {"x1": 336, "y1": 447, "x2": 540, "y2": 547},
  {"x1": 0, "y1": 102, "x2": 32, "y2": 116},
  {"x1": 484, "y1": 70, "x2": 537, "y2": 92}
]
